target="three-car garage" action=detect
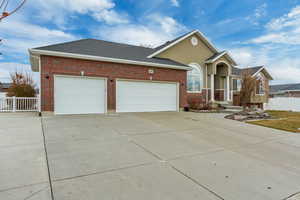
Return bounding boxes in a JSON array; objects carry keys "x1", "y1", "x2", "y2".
[
  {"x1": 30, "y1": 38, "x2": 189, "y2": 115},
  {"x1": 54, "y1": 75, "x2": 179, "y2": 115}
]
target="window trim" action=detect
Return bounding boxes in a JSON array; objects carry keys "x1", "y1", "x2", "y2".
[
  {"x1": 232, "y1": 78, "x2": 241, "y2": 92},
  {"x1": 256, "y1": 73, "x2": 265, "y2": 96},
  {"x1": 187, "y1": 63, "x2": 203, "y2": 93}
]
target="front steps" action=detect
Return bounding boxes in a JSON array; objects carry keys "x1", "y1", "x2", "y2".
[{"x1": 216, "y1": 102, "x2": 243, "y2": 113}]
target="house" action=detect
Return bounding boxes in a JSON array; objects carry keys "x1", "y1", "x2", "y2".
[
  {"x1": 231, "y1": 66, "x2": 273, "y2": 108},
  {"x1": 29, "y1": 30, "x2": 272, "y2": 115},
  {"x1": 0, "y1": 82, "x2": 11, "y2": 98},
  {"x1": 270, "y1": 83, "x2": 300, "y2": 98}
]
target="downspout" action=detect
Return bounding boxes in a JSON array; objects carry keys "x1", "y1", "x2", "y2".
[
  {"x1": 206, "y1": 64, "x2": 208, "y2": 104},
  {"x1": 38, "y1": 56, "x2": 42, "y2": 115}
]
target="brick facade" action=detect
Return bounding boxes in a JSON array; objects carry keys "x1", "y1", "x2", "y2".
[
  {"x1": 214, "y1": 90, "x2": 225, "y2": 102},
  {"x1": 40, "y1": 55, "x2": 188, "y2": 112},
  {"x1": 186, "y1": 89, "x2": 212, "y2": 109}
]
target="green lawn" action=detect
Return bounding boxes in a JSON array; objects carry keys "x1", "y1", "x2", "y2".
[{"x1": 247, "y1": 110, "x2": 300, "y2": 133}]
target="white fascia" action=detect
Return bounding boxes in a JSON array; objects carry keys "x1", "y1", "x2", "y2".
[
  {"x1": 29, "y1": 49, "x2": 192, "y2": 71},
  {"x1": 205, "y1": 51, "x2": 227, "y2": 63}
]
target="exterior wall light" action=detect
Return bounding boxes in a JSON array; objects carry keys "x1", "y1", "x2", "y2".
[{"x1": 148, "y1": 69, "x2": 154, "y2": 74}]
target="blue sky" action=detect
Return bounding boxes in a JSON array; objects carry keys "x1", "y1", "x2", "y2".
[{"x1": 0, "y1": 0, "x2": 300, "y2": 84}]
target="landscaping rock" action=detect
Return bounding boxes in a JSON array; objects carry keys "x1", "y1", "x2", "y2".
[
  {"x1": 233, "y1": 115, "x2": 248, "y2": 121},
  {"x1": 225, "y1": 108, "x2": 272, "y2": 121}
]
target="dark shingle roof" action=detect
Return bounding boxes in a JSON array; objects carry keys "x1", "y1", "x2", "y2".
[
  {"x1": 270, "y1": 83, "x2": 300, "y2": 93},
  {"x1": 206, "y1": 51, "x2": 226, "y2": 63},
  {"x1": 34, "y1": 39, "x2": 188, "y2": 68},
  {"x1": 232, "y1": 67, "x2": 242, "y2": 76},
  {"x1": 232, "y1": 66, "x2": 264, "y2": 76}
]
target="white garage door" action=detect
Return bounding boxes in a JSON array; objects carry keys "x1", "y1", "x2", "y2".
[
  {"x1": 116, "y1": 80, "x2": 178, "y2": 113},
  {"x1": 54, "y1": 76, "x2": 106, "y2": 115}
]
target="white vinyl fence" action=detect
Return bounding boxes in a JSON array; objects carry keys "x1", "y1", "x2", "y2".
[
  {"x1": 264, "y1": 97, "x2": 300, "y2": 112},
  {"x1": 0, "y1": 97, "x2": 39, "y2": 112}
]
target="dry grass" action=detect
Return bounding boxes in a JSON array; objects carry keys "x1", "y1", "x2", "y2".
[{"x1": 248, "y1": 110, "x2": 300, "y2": 133}]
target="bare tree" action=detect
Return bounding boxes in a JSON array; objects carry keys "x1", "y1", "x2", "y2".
[
  {"x1": 0, "y1": 0, "x2": 27, "y2": 54},
  {"x1": 0, "y1": 0, "x2": 26, "y2": 21},
  {"x1": 239, "y1": 69, "x2": 256, "y2": 109}
]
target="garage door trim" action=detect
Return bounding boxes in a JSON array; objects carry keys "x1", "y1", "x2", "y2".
[
  {"x1": 54, "y1": 74, "x2": 107, "y2": 115},
  {"x1": 116, "y1": 78, "x2": 180, "y2": 112}
]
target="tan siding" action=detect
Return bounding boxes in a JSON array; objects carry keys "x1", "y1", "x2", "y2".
[
  {"x1": 251, "y1": 72, "x2": 269, "y2": 103},
  {"x1": 156, "y1": 34, "x2": 215, "y2": 88}
]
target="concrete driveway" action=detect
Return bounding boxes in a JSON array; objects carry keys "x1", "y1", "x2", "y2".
[{"x1": 1, "y1": 112, "x2": 300, "y2": 200}]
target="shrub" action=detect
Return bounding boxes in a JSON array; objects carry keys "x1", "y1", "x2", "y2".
[
  {"x1": 188, "y1": 97, "x2": 212, "y2": 110},
  {"x1": 6, "y1": 72, "x2": 36, "y2": 97}
]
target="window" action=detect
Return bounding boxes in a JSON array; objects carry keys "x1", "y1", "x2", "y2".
[
  {"x1": 256, "y1": 73, "x2": 265, "y2": 95},
  {"x1": 237, "y1": 79, "x2": 242, "y2": 91},
  {"x1": 187, "y1": 63, "x2": 202, "y2": 92},
  {"x1": 256, "y1": 80, "x2": 265, "y2": 95},
  {"x1": 233, "y1": 79, "x2": 241, "y2": 91}
]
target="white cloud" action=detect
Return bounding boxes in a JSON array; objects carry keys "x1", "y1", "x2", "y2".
[
  {"x1": 0, "y1": 19, "x2": 77, "y2": 56},
  {"x1": 266, "y1": 6, "x2": 300, "y2": 31},
  {"x1": 93, "y1": 10, "x2": 129, "y2": 25},
  {"x1": 149, "y1": 14, "x2": 185, "y2": 34},
  {"x1": 170, "y1": 0, "x2": 180, "y2": 7},
  {"x1": 250, "y1": 5, "x2": 300, "y2": 44},
  {"x1": 254, "y1": 3, "x2": 267, "y2": 19},
  {"x1": 269, "y1": 61, "x2": 300, "y2": 84},
  {"x1": 32, "y1": 0, "x2": 128, "y2": 26},
  {"x1": 97, "y1": 25, "x2": 169, "y2": 47},
  {"x1": 94, "y1": 14, "x2": 186, "y2": 47},
  {"x1": 229, "y1": 48, "x2": 254, "y2": 66},
  {"x1": 245, "y1": 3, "x2": 267, "y2": 26},
  {"x1": 250, "y1": 32, "x2": 300, "y2": 44}
]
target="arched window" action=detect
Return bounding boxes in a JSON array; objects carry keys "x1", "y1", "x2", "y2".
[{"x1": 187, "y1": 63, "x2": 203, "y2": 92}]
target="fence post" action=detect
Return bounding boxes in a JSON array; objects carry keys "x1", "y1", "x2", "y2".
[{"x1": 12, "y1": 96, "x2": 16, "y2": 112}]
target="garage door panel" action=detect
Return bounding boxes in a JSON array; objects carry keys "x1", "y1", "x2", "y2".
[
  {"x1": 117, "y1": 80, "x2": 178, "y2": 113},
  {"x1": 55, "y1": 76, "x2": 106, "y2": 115}
]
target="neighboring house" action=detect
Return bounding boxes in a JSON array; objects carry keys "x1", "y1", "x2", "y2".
[
  {"x1": 231, "y1": 66, "x2": 273, "y2": 108},
  {"x1": 29, "y1": 30, "x2": 272, "y2": 115},
  {"x1": 0, "y1": 82, "x2": 11, "y2": 98},
  {"x1": 270, "y1": 83, "x2": 300, "y2": 98}
]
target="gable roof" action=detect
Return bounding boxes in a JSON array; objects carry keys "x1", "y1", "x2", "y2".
[
  {"x1": 148, "y1": 30, "x2": 219, "y2": 58},
  {"x1": 232, "y1": 66, "x2": 273, "y2": 80},
  {"x1": 148, "y1": 30, "x2": 237, "y2": 66},
  {"x1": 205, "y1": 51, "x2": 227, "y2": 63},
  {"x1": 205, "y1": 51, "x2": 237, "y2": 65},
  {"x1": 270, "y1": 83, "x2": 300, "y2": 93},
  {"x1": 29, "y1": 39, "x2": 191, "y2": 72}
]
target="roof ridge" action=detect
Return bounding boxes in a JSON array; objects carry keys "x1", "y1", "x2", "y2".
[
  {"x1": 34, "y1": 38, "x2": 155, "y2": 51},
  {"x1": 243, "y1": 65, "x2": 264, "y2": 69},
  {"x1": 84, "y1": 38, "x2": 155, "y2": 50}
]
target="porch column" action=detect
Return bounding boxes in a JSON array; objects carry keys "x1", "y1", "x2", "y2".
[
  {"x1": 210, "y1": 74, "x2": 214, "y2": 102},
  {"x1": 226, "y1": 76, "x2": 230, "y2": 101}
]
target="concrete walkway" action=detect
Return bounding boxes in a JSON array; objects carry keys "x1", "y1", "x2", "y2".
[
  {"x1": 1, "y1": 112, "x2": 300, "y2": 200},
  {"x1": 0, "y1": 113, "x2": 51, "y2": 200}
]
